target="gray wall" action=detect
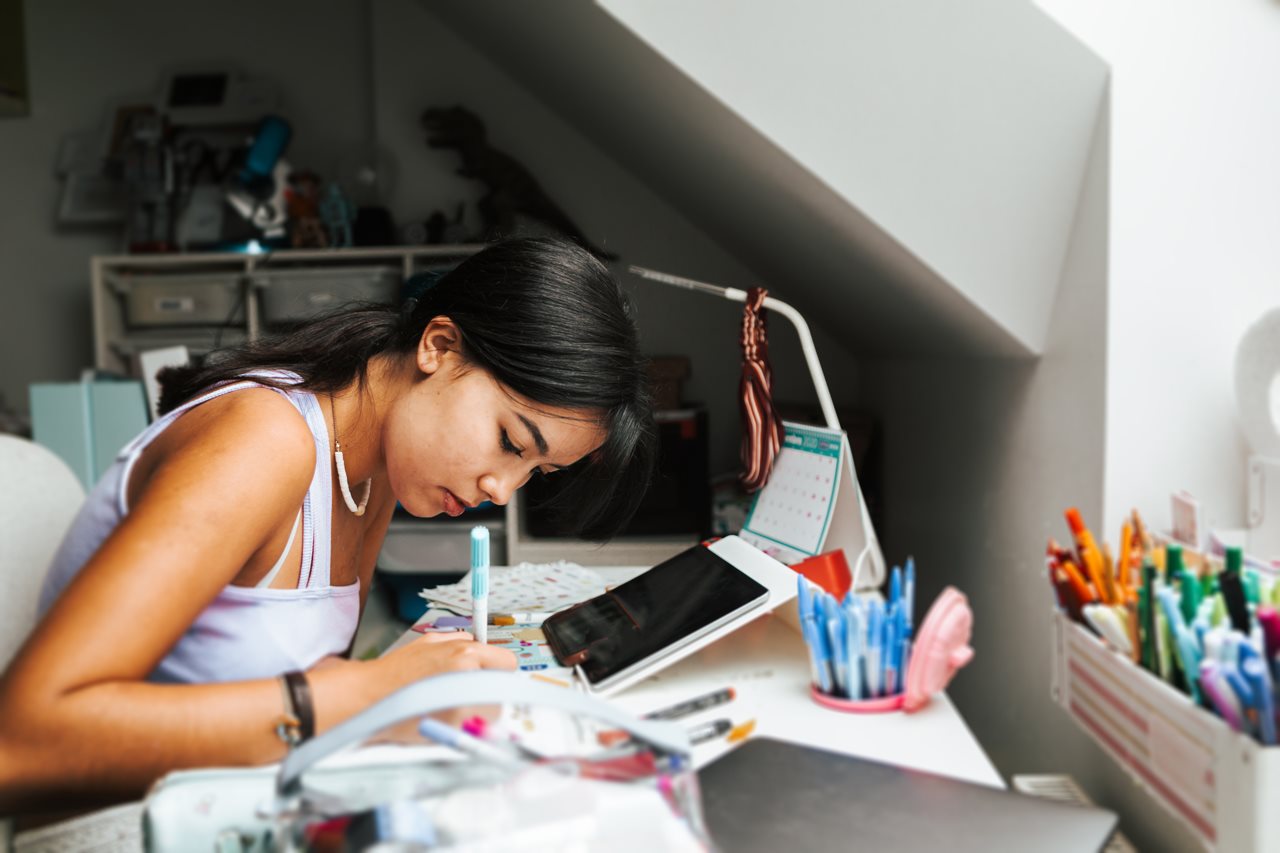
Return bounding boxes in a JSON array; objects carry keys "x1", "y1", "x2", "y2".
[{"x1": 862, "y1": 92, "x2": 1198, "y2": 851}]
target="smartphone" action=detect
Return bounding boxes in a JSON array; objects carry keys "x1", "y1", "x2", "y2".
[{"x1": 543, "y1": 544, "x2": 769, "y2": 692}]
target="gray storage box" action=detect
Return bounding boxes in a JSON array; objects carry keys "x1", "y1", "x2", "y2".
[
  {"x1": 254, "y1": 266, "x2": 401, "y2": 324},
  {"x1": 120, "y1": 272, "x2": 244, "y2": 327}
]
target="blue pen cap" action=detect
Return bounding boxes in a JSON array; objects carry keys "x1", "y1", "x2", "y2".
[{"x1": 470, "y1": 526, "x2": 490, "y2": 597}]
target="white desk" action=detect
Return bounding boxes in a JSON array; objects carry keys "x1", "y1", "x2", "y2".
[{"x1": 403, "y1": 565, "x2": 1003, "y2": 790}]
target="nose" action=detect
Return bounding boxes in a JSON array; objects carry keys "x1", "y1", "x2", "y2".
[{"x1": 479, "y1": 470, "x2": 525, "y2": 507}]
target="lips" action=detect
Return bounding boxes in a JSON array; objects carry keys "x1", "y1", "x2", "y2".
[{"x1": 441, "y1": 488, "x2": 469, "y2": 517}]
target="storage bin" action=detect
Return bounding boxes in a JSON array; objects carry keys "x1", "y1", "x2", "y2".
[
  {"x1": 253, "y1": 266, "x2": 401, "y2": 324},
  {"x1": 118, "y1": 272, "x2": 244, "y2": 327},
  {"x1": 1051, "y1": 610, "x2": 1280, "y2": 851}
]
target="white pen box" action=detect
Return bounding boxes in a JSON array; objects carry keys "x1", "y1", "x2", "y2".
[
  {"x1": 115, "y1": 271, "x2": 245, "y2": 327},
  {"x1": 253, "y1": 266, "x2": 401, "y2": 325},
  {"x1": 1051, "y1": 610, "x2": 1280, "y2": 851}
]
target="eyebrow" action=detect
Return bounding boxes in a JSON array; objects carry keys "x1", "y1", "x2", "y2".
[{"x1": 517, "y1": 413, "x2": 550, "y2": 457}]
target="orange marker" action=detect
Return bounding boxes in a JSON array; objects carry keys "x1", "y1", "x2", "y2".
[
  {"x1": 1060, "y1": 559, "x2": 1098, "y2": 605},
  {"x1": 1100, "y1": 542, "x2": 1120, "y2": 606},
  {"x1": 1118, "y1": 522, "x2": 1134, "y2": 595},
  {"x1": 1066, "y1": 508, "x2": 1111, "y2": 604}
]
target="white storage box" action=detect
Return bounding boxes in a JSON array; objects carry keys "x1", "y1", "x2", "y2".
[
  {"x1": 253, "y1": 266, "x2": 400, "y2": 324},
  {"x1": 117, "y1": 272, "x2": 244, "y2": 327},
  {"x1": 1051, "y1": 610, "x2": 1280, "y2": 851}
]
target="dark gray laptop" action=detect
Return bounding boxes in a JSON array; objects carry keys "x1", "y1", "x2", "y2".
[{"x1": 698, "y1": 738, "x2": 1117, "y2": 853}]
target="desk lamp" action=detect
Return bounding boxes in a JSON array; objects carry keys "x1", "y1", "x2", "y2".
[{"x1": 628, "y1": 265, "x2": 884, "y2": 589}]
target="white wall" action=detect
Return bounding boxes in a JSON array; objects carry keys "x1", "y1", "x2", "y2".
[
  {"x1": 1034, "y1": 0, "x2": 1280, "y2": 542},
  {"x1": 0, "y1": 0, "x2": 369, "y2": 417},
  {"x1": 598, "y1": 0, "x2": 1108, "y2": 355}
]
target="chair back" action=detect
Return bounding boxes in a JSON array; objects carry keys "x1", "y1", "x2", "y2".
[{"x1": 0, "y1": 434, "x2": 85, "y2": 667}]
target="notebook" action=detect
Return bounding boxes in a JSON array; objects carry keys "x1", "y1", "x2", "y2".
[{"x1": 698, "y1": 738, "x2": 1118, "y2": 853}]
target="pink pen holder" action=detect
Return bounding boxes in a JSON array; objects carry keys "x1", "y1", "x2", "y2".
[{"x1": 811, "y1": 587, "x2": 974, "y2": 714}]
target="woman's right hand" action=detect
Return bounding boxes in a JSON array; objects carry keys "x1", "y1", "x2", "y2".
[
  {"x1": 360, "y1": 632, "x2": 518, "y2": 733},
  {"x1": 373, "y1": 631, "x2": 517, "y2": 691}
]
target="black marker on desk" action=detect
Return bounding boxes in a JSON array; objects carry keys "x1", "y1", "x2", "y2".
[
  {"x1": 644, "y1": 687, "x2": 736, "y2": 721},
  {"x1": 687, "y1": 718, "x2": 733, "y2": 746}
]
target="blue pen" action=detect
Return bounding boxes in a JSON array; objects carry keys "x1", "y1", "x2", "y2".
[
  {"x1": 1222, "y1": 661, "x2": 1257, "y2": 736},
  {"x1": 818, "y1": 593, "x2": 839, "y2": 690},
  {"x1": 797, "y1": 579, "x2": 821, "y2": 686},
  {"x1": 1240, "y1": 644, "x2": 1277, "y2": 745},
  {"x1": 895, "y1": 604, "x2": 909, "y2": 677},
  {"x1": 890, "y1": 565, "x2": 902, "y2": 609},
  {"x1": 807, "y1": 613, "x2": 833, "y2": 695},
  {"x1": 884, "y1": 602, "x2": 900, "y2": 696},
  {"x1": 866, "y1": 600, "x2": 883, "y2": 698},
  {"x1": 1157, "y1": 587, "x2": 1202, "y2": 703},
  {"x1": 471, "y1": 526, "x2": 490, "y2": 645},
  {"x1": 829, "y1": 604, "x2": 850, "y2": 698},
  {"x1": 904, "y1": 557, "x2": 916, "y2": 638},
  {"x1": 845, "y1": 600, "x2": 864, "y2": 700}
]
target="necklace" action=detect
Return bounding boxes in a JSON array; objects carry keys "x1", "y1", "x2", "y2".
[{"x1": 330, "y1": 393, "x2": 371, "y2": 516}]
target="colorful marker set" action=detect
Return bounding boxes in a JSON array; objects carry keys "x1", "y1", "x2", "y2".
[
  {"x1": 798, "y1": 559, "x2": 915, "y2": 700},
  {"x1": 1047, "y1": 507, "x2": 1280, "y2": 745}
]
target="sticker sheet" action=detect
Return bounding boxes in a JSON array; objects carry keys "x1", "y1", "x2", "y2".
[{"x1": 419, "y1": 560, "x2": 607, "y2": 616}]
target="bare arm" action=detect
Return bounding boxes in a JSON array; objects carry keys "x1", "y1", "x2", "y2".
[{"x1": 0, "y1": 393, "x2": 513, "y2": 812}]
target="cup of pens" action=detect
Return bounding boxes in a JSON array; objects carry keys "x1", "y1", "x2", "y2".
[{"x1": 798, "y1": 558, "x2": 974, "y2": 713}]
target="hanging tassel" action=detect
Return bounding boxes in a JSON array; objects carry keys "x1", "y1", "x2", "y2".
[{"x1": 739, "y1": 287, "x2": 784, "y2": 492}]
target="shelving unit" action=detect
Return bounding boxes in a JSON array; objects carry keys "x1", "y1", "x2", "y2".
[
  {"x1": 89, "y1": 246, "x2": 693, "y2": 570},
  {"x1": 90, "y1": 245, "x2": 484, "y2": 376}
]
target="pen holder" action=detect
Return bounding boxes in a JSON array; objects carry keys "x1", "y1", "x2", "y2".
[{"x1": 804, "y1": 586, "x2": 974, "y2": 714}]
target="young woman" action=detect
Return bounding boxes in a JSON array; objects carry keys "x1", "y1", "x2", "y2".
[{"x1": 0, "y1": 238, "x2": 655, "y2": 811}]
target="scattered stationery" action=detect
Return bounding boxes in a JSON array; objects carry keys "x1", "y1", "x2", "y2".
[{"x1": 411, "y1": 619, "x2": 560, "y2": 672}]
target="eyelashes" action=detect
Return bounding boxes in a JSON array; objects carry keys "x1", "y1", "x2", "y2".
[{"x1": 500, "y1": 428, "x2": 524, "y2": 458}]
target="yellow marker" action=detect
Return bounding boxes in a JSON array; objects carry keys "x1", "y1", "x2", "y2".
[{"x1": 727, "y1": 719, "x2": 756, "y2": 744}]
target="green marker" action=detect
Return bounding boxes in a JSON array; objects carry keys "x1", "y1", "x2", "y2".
[{"x1": 1141, "y1": 562, "x2": 1158, "y2": 673}]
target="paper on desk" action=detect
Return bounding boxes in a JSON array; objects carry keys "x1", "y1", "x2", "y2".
[{"x1": 419, "y1": 560, "x2": 607, "y2": 615}]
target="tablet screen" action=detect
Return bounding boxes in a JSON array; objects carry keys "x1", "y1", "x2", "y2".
[{"x1": 543, "y1": 544, "x2": 769, "y2": 686}]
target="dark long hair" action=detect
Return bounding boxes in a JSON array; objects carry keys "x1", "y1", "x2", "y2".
[{"x1": 158, "y1": 237, "x2": 656, "y2": 539}]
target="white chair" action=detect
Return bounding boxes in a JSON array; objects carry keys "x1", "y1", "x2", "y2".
[
  {"x1": 0, "y1": 434, "x2": 85, "y2": 668},
  {"x1": 0, "y1": 435, "x2": 86, "y2": 848}
]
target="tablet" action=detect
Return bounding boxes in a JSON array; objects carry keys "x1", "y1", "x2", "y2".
[{"x1": 543, "y1": 543, "x2": 770, "y2": 693}]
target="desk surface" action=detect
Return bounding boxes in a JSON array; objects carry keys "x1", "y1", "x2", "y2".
[{"x1": 404, "y1": 565, "x2": 1003, "y2": 790}]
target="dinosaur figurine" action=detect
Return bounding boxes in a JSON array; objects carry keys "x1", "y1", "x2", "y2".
[{"x1": 421, "y1": 105, "x2": 617, "y2": 260}]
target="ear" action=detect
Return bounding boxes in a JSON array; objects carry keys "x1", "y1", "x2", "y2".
[{"x1": 416, "y1": 316, "x2": 463, "y2": 375}]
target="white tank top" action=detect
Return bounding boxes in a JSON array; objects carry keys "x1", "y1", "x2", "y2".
[{"x1": 37, "y1": 372, "x2": 361, "y2": 684}]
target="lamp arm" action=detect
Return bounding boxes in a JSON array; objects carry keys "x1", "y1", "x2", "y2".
[{"x1": 628, "y1": 265, "x2": 840, "y2": 431}]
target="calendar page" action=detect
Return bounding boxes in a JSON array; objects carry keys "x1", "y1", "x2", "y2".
[{"x1": 740, "y1": 422, "x2": 845, "y2": 565}]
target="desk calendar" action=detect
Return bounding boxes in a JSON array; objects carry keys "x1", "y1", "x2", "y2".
[{"x1": 741, "y1": 421, "x2": 885, "y2": 589}]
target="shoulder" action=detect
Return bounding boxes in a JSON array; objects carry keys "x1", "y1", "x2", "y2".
[
  {"x1": 178, "y1": 386, "x2": 313, "y2": 450},
  {"x1": 136, "y1": 387, "x2": 317, "y2": 507}
]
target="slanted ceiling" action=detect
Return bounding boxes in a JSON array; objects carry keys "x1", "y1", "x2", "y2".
[{"x1": 425, "y1": 0, "x2": 1109, "y2": 358}]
